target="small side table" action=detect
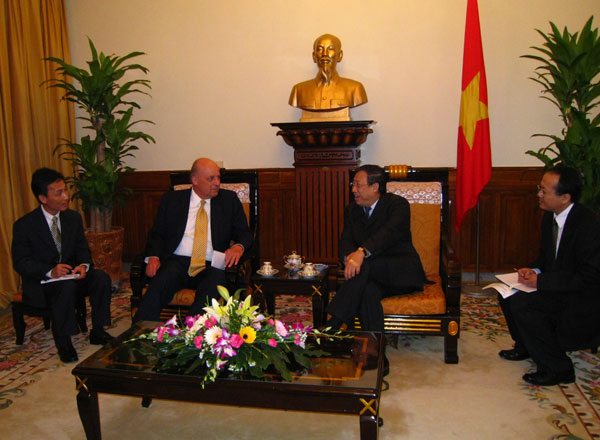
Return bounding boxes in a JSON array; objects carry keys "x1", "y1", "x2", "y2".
[{"x1": 251, "y1": 265, "x2": 330, "y2": 327}]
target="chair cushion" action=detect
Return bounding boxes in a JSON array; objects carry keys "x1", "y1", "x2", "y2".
[
  {"x1": 140, "y1": 286, "x2": 196, "y2": 306},
  {"x1": 380, "y1": 275, "x2": 446, "y2": 315},
  {"x1": 171, "y1": 288, "x2": 196, "y2": 306}
]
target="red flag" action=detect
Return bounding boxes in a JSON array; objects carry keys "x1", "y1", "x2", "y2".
[{"x1": 456, "y1": 0, "x2": 491, "y2": 232}]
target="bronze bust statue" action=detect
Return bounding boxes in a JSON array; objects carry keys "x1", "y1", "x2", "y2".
[{"x1": 289, "y1": 34, "x2": 367, "y2": 122}]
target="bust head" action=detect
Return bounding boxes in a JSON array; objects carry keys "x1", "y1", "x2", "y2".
[
  {"x1": 312, "y1": 34, "x2": 343, "y2": 84},
  {"x1": 289, "y1": 34, "x2": 368, "y2": 119}
]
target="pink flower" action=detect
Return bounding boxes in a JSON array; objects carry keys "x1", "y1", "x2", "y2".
[
  {"x1": 167, "y1": 328, "x2": 180, "y2": 337},
  {"x1": 268, "y1": 338, "x2": 277, "y2": 347},
  {"x1": 230, "y1": 334, "x2": 244, "y2": 348},
  {"x1": 156, "y1": 327, "x2": 167, "y2": 342},
  {"x1": 205, "y1": 316, "x2": 218, "y2": 328},
  {"x1": 275, "y1": 320, "x2": 288, "y2": 337},
  {"x1": 268, "y1": 318, "x2": 274, "y2": 326},
  {"x1": 164, "y1": 315, "x2": 178, "y2": 328},
  {"x1": 185, "y1": 316, "x2": 197, "y2": 328},
  {"x1": 193, "y1": 335, "x2": 204, "y2": 348}
]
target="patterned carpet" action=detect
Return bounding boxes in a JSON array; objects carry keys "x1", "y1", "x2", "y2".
[{"x1": 1, "y1": 284, "x2": 600, "y2": 439}]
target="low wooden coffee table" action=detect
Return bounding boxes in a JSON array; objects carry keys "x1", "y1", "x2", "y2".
[
  {"x1": 72, "y1": 322, "x2": 384, "y2": 440},
  {"x1": 251, "y1": 265, "x2": 330, "y2": 327}
]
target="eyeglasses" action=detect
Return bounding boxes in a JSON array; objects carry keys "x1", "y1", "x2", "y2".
[
  {"x1": 536, "y1": 185, "x2": 545, "y2": 195},
  {"x1": 350, "y1": 181, "x2": 370, "y2": 189}
]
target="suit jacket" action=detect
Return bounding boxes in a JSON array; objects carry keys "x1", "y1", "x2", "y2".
[
  {"x1": 533, "y1": 203, "x2": 600, "y2": 341},
  {"x1": 339, "y1": 192, "x2": 425, "y2": 284},
  {"x1": 534, "y1": 203, "x2": 600, "y2": 294},
  {"x1": 12, "y1": 207, "x2": 93, "y2": 307},
  {"x1": 144, "y1": 188, "x2": 252, "y2": 262}
]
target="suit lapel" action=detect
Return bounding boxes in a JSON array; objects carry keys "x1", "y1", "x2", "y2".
[
  {"x1": 35, "y1": 207, "x2": 60, "y2": 258},
  {"x1": 210, "y1": 192, "x2": 223, "y2": 245}
]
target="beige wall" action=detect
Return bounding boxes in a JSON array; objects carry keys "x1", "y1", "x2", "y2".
[{"x1": 65, "y1": 0, "x2": 600, "y2": 170}]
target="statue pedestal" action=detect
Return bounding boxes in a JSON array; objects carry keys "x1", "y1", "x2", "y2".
[{"x1": 271, "y1": 121, "x2": 375, "y2": 264}]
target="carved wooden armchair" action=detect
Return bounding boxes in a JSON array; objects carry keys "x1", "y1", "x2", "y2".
[
  {"x1": 129, "y1": 169, "x2": 259, "y2": 320},
  {"x1": 343, "y1": 166, "x2": 461, "y2": 363}
]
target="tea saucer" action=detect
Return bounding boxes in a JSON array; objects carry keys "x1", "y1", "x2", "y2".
[
  {"x1": 314, "y1": 264, "x2": 329, "y2": 272},
  {"x1": 284, "y1": 263, "x2": 304, "y2": 271},
  {"x1": 297, "y1": 269, "x2": 318, "y2": 278},
  {"x1": 257, "y1": 269, "x2": 279, "y2": 277}
]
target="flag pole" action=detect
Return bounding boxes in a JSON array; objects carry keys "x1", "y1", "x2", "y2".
[{"x1": 462, "y1": 202, "x2": 492, "y2": 296}]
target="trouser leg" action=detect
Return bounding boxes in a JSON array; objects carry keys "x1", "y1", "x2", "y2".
[
  {"x1": 85, "y1": 269, "x2": 112, "y2": 329},
  {"x1": 47, "y1": 281, "x2": 79, "y2": 347},
  {"x1": 498, "y1": 293, "x2": 528, "y2": 352},
  {"x1": 511, "y1": 291, "x2": 573, "y2": 373},
  {"x1": 133, "y1": 258, "x2": 187, "y2": 323},
  {"x1": 188, "y1": 267, "x2": 228, "y2": 316}
]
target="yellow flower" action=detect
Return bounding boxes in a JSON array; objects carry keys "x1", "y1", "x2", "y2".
[{"x1": 239, "y1": 326, "x2": 256, "y2": 344}]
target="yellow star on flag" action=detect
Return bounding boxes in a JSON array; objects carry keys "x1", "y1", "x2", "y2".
[{"x1": 459, "y1": 72, "x2": 488, "y2": 150}]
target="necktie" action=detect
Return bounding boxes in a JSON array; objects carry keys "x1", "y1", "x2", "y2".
[
  {"x1": 364, "y1": 206, "x2": 371, "y2": 217},
  {"x1": 552, "y1": 218, "x2": 559, "y2": 259},
  {"x1": 188, "y1": 200, "x2": 208, "y2": 277},
  {"x1": 51, "y1": 215, "x2": 62, "y2": 259}
]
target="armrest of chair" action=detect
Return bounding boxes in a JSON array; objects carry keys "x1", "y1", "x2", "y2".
[{"x1": 440, "y1": 232, "x2": 461, "y2": 309}]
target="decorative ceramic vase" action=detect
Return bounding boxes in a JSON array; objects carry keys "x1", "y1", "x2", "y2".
[{"x1": 85, "y1": 226, "x2": 124, "y2": 284}]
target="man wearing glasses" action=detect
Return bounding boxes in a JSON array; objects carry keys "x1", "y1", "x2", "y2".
[
  {"x1": 326, "y1": 165, "x2": 426, "y2": 337},
  {"x1": 498, "y1": 167, "x2": 600, "y2": 386}
]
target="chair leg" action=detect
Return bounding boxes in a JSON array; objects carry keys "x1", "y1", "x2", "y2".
[
  {"x1": 12, "y1": 303, "x2": 26, "y2": 345},
  {"x1": 444, "y1": 333, "x2": 459, "y2": 364}
]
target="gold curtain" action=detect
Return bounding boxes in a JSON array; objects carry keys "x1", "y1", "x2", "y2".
[{"x1": 0, "y1": 0, "x2": 75, "y2": 307}]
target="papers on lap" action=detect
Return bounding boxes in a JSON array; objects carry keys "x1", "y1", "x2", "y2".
[
  {"x1": 40, "y1": 273, "x2": 80, "y2": 284},
  {"x1": 483, "y1": 272, "x2": 536, "y2": 298}
]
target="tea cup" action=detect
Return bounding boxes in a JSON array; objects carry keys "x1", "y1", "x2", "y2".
[
  {"x1": 261, "y1": 262, "x2": 274, "y2": 274},
  {"x1": 303, "y1": 263, "x2": 317, "y2": 276}
]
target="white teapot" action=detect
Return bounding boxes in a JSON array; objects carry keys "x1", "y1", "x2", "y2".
[{"x1": 284, "y1": 251, "x2": 304, "y2": 269}]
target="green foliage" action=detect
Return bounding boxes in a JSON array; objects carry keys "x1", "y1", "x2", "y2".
[
  {"x1": 45, "y1": 38, "x2": 155, "y2": 231},
  {"x1": 522, "y1": 16, "x2": 600, "y2": 212}
]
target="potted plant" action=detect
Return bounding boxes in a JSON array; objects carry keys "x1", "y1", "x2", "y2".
[
  {"x1": 45, "y1": 38, "x2": 155, "y2": 280},
  {"x1": 522, "y1": 16, "x2": 600, "y2": 213}
]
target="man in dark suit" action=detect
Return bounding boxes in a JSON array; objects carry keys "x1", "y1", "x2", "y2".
[
  {"x1": 498, "y1": 167, "x2": 600, "y2": 386},
  {"x1": 133, "y1": 158, "x2": 253, "y2": 322},
  {"x1": 12, "y1": 168, "x2": 113, "y2": 363},
  {"x1": 326, "y1": 164, "x2": 426, "y2": 332}
]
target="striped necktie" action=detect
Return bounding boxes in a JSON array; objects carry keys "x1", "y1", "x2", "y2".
[
  {"x1": 188, "y1": 200, "x2": 208, "y2": 277},
  {"x1": 552, "y1": 218, "x2": 559, "y2": 259},
  {"x1": 51, "y1": 215, "x2": 62, "y2": 259},
  {"x1": 364, "y1": 206, "x2": 371, "y2": 217}
]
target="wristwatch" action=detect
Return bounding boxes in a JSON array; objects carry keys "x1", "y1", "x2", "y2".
[{"x1": 357, "y1": 247, "x2": 371, "y2": 258}]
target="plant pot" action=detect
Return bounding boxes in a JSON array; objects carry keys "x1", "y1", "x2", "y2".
[{"x1": 85, "y1": 226, "x2": 124, "y2": 284}]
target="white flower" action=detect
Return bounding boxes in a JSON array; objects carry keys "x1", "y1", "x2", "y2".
[{"x1": 204, "y1": 326, "x2": 223, "y2": 345}]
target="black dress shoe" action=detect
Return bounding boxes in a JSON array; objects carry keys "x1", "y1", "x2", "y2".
[
  {"x1": 57, "y1": 343, "x2": 78, "y2": 363},
  {"x1": 89, "y1": 329, "x2": 115, "y2": 345},
  {"x1": 523, "y1": 370, "x2": 575, "y2": 386},
  {"x1": 498, "y1": 348, "x2": 530, "y2": 361}
]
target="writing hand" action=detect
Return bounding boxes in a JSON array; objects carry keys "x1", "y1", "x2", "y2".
[
  {"x1": 224, "y1": 245, "x2": 244, "y2": 268},
  {"x1": 72, "y1": 264, "x2": 87, "y2": 280},
  {"x1": 517, "y1": 267, "x2": 538, "y2": 289},
  {"x1": 146, "y1": 257, "x2": 161, "y2": 278},
  {"x1": 51, "y1": 263, "x2": 73, "y2": 279},
  {"x1": 344, "y1": 250, "x2": 365, "y2": 280}
]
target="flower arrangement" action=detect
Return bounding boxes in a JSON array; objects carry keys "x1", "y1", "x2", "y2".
[{"x1": 128, "y1": 286, "x2": 336, "y2": 387}]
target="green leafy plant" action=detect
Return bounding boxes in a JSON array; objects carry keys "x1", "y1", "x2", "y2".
[
  {"x1": 126, "y1": 286, "x2": 341, "y2": 388},
  {"x1": 45, "y1": 38, "x2": 155, "y2": 232},
  {"x1": 522, "y1": 16, "x2": 600, "y2": 212}
]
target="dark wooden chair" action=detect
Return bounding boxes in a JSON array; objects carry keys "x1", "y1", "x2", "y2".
[
  {"x1": 129, "y1": 169, "x2": 259, "y2": 320},
  {"x1": 340, "y1": 165, "x2": 461, "y2": 363},
  {"x1": 11, "y1": 289, "x2": 87, "y2": 345}
]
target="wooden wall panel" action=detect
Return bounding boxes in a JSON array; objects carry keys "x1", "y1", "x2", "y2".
[
  {"x1": 296, "y1": 167, "x2": 350, "y2": 264},
  {"x1": 257, "y1": 169, "x2": 297, "y2": 265},
  {"x1": 115, "y1": 166, "x2": 545, "y2": 274}
]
